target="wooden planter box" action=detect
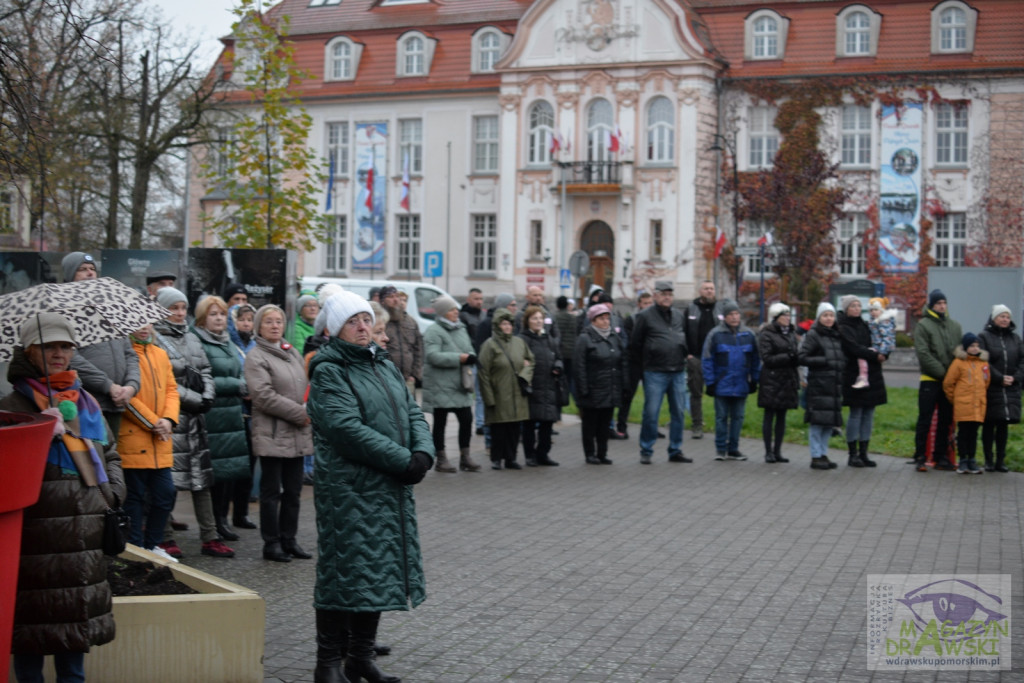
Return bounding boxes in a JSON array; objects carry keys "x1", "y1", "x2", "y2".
[{"x1": 24, "y1": 545, "x2": 265, "y2": 682}]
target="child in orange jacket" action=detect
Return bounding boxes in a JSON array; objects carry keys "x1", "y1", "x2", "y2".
[
  {"x1": 943, "y1": 332, "x2": 990, "y2": 475},
  {"x1": 120, "y1": 325, "x2": 181, "y2": 557}
]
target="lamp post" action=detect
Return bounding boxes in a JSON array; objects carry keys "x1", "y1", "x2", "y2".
[
  {"x1": 709, "y1": 132, "x2": 740, "y2": 302},
  {"x1": 622, "y1": 248, "x2": 632, "y2": 279}
]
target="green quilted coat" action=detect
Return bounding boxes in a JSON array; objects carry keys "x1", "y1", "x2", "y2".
[
  {"x1": 193, "y1": 326, "x2": 250, "y2": 481},
  {"x1": 422, "y1": 318, "x2": 475, "y2": 413},
  {"x1": 478, "y1": 309, "x2": 535, "y2": 425},
  {"x1": 307, "y1": 337, "x2": 435, "y2": 612}
]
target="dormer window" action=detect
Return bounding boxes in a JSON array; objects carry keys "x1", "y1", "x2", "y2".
[
  {"x1": 397, "y1": 31, "x2": 437, "y2": 77},
  {"x1": 309, "y1": 0, "x2": 341, "y2": 6},
  {"x1": 472, "y1": 28, "x2": 509, "y2": 73},
  {"x1": 325, "y1": 37, "x2": 362, "y2": 82},
  {"x1": 836, "y1": 6, "x2": 881, "y2": 57},
  {"x1": 931, "y1": 0, "x2": 977, "y2": 54},
  {"x1": 745, "y1": 10, "x2": 789, "y2": 60}
]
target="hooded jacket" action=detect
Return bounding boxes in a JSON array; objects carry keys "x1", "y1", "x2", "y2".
[
  {"x1": 756, "y1": 320, "x2": 799, "y2": 410},
  {"x1": 307, "y1": 336, "x2": 434, "y2": 611},
  {"x1": 193, "y1": 325, "x2": 250, "y2": 480},
  {"x1": 702, "y1": 321, "x2": 760, "y2": 397},
  {"x1": 799, "y1": 321, "x2": 845, "y2": 427},
  {"x1": 478, "y1": 309, "x2": 535, "y2": 424},
  {"x1": 120, "y1": 338, "x2": 179, "y2": 469},
  {"x1": 943, "y1": 346, "x2": 991, "y2": 424},
  {"x1": 978, "y1": 317, "x2": 1024, "y2": 424}
]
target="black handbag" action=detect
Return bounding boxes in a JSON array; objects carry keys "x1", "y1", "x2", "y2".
[{"x1": 102, "y1": 505, "x2": 131, "y2": 556}]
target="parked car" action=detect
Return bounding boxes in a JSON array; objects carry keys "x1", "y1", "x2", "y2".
[{"x1": 298, "y1": 277, "x2": 454, "y2": 334}]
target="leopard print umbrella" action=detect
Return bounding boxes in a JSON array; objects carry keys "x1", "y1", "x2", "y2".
[{"x1": 0, "y1": 277, "x2": 171, "y2": 361}]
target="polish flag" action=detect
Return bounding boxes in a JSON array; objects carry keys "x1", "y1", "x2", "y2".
[
  {"x1": 757, "y1": 231, "x2": 774, "y2": 248},
  {"x1": 606, "y1": 126, "x2": 621, "y2": 153},
  {"x1": 399, "y1": 153, "x2": 410, "y2": 211},
  {"x1": 713, "y1": 226, "x2": 728, "y2": 259},
  {"x1": 364, "y1": 149, "x2": 374, "y2": 211},
  {"x1": 549, "y1": 131, "x2": 561, "y2": 156}
]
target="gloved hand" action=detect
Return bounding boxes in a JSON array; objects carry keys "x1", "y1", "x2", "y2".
[
  {"x1": 748, "y1": 380, "x2": 758, "y2": 394},
  {"x1": 41, "y1": 407, "x2": 67, "y2": 439},
  {"x1": 705, "y1": 384, "x2": 715, "y2": 397},
  {"x1": 464, "y1": 354, "x2": 477, "y2": 366},
  {"x1": 198, "y1": 398, "x2": 214, "y2": 413},
  {"x1": 398, "y1": 451, "x2": 432, "y2": 485}
]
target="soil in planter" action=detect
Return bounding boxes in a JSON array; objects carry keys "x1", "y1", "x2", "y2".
[{"x1": 107, "y1": 557, "x2": 200, "y2": 597}]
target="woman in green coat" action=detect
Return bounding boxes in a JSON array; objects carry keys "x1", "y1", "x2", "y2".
[
  {"x1": 422, "y1": 296, "x2": 481, "y2": 473},
  {"x1": 307, "y1": 291, "x2": 434, "y2": 683},
  {"x1": 478, "y1": 308, "x2": 534, "y2": 470},
  {"x1": 193, "y1": 295, "x2": 252, "y2": 542}
]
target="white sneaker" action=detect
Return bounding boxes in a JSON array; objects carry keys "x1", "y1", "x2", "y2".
[
  {"x1": 147, "y1": 545, "x2": 180, "y2": 563},
  {"x1": 852, "y1": 377, "x2": 869, "y2": 389}
]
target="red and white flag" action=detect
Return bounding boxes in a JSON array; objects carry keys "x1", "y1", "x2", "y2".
[
  {"x1": 549, "y1": 131, "x2": 561, "y2": 156},
  {"x1": 757, "y1": 231, "x2": 774, "y2": 248},
  {"x1": 364, "y1": 149, "x2": 375, "y2": 211},
  {"x1": 399, "y1": 153, "x2": 410, "y2": 211},
  {"x1": 606, "y1": 126, "x2": 621, "y2": 153},
  {"x1": 713, "y1": 226, "x2": 728, "y2": 259}
]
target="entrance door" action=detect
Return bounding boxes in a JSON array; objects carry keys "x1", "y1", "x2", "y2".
[{"x1": 580, "y1": 220, "x2": 614, "y2": 296}]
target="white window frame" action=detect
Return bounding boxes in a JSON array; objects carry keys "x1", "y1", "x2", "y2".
[
  {"x1": 748, "y1": 107, "x2": 779, "y2": 169},
  {"x1": 309, "y1": 0, "x2": 342, "y2": 6},
  {"x1": 472, "y1": 27, "x2": 508, "y2": 74},
  {"x1": 473, "y1": 115, "x2": 499, "y2": 174},
  {"x1": 529, "y1": 220, "x2": 543, "y2": 259},
  {"x1": 586, "y1": 98, "x2": 614, "y2": 181},
  {"x1": 396, "y1": 31, "x2": 436, "y2": 77},
  {"x1": 399, "y1": 118, "x2": 423, "y2": 175},
  {"x1": 649, "y1": 219, "x2": 663, "y2": 259},
  {"x1": 323, "y1": 214, "x2": 347, "y2": 274},
  {"x1": 527, "y1": 100, "x2": 554, "y2": 166},
  {"x1": 325, "y1": 37, "x2": 362, "y2": 82},
  {"x1": 745, "y1": 9, "x2": 788, "y2": 60},
  {"x1": 397, "y1": 214, "x2": 421, "y2": 275},
  {"x1": 472, "y1": 214, "x2": 498, "y2": 275},
  {"x1": 935, "y1": 102, "x2": 968, "y2": 166},
  {"x1": 837, "y1": 214, "x2": 868, "y2": 276},
  {"x1": 840, "y1": 104, "x2": 872, "y2": 168},
  {"x1": 645, "y1": 97, "x2": 674, "y2": 164},
  {"x1": 934, "y1": 213, "x2": 967, "y2": 267},
  {"x1": 326, "y1": 122, "x2": 350, "y2": 177},
  {"x1": 836, "y1": 6, "x2": 881, "y2": 58},
  {"x1": 212, "y1": 125, "x2": 234, "y2": 179},
  {"x1": 931, "y1": 1, "x2": 977, "y2": 54}
]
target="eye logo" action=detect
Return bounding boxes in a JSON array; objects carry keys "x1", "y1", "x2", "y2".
[{"x1": 897, "y1": 579, "x2": 1007, "y2": 641}]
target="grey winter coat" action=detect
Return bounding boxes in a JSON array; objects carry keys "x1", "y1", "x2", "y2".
[
  {"x1": 384, "y1": 307, "x2": 423, "y2": 381},
  {"x1": 799, "y1": 322, "x2": 845, "y2": 427},
  {"x1": 69, "y1": 338, "x2": 140, "y2": 413},
  {"x1": 519, "y1": 328, "x2": 564, "y2": 422},
  {"x1": 422, "y1": 318, "x2": 475, "y2": 413},
  {"x1": 154, "y1": 320, "x2": 216, "y2": 491},
  {"x1": 245, "y1": 336, "x2": 314, "y2": 459}
]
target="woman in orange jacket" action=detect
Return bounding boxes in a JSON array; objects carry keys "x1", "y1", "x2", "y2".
[
  {"x1": 943, "y1": 332, "x2": 990, "y2": 475},
  {"x1": 119, "y1": 324, "x2": 181, "y2": 558}
]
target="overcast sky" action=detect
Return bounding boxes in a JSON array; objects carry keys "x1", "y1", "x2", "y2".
[{"x1": 156, "y1": 0, "x2": 246, "y2": 62}]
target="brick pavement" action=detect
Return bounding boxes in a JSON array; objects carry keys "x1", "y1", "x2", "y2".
[{"x1": 176, "y1": 417, "x2": 1024, "y2": 682}]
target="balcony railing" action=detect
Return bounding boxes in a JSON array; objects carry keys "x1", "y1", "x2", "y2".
[{"x1": 557, "y1": 161, "x2": 622, "y2": 185}]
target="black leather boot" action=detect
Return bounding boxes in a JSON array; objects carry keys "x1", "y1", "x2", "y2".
[
  {"x1": 263, "y1": 542, "x2": 292, "y2": 563},
  {"x1": 215, "y1": 516, "x2": 240, "y2": 541},
  {"x1": 858, "y1": 441, "x2": 876, "y2": 467},
  {"x1": 847, "y1": 442, "x2": 865, "y2": 467},
  {"x1": 344, "y1": 612, "x2": 400, "y2": 683},
  {"x1": 314, "y1": 609, "x2": 351, "y2": 683}
]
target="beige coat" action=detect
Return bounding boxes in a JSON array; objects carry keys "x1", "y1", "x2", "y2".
[{"x1": 244, "y1": 337, "x2": 313, "y2": 458}]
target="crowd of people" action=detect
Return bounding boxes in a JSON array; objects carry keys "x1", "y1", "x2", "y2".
[{"x1": 4, "y1": 252, "x2": 1023, "y2": 682}]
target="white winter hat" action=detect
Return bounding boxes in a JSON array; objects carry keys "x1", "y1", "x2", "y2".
[
  {"x1": 768, "y1": 302, "x2": 790, "y2": 321},
  {"x1": 316, "y1": 283, "x2": 345, "y2": 306},
  {"x1": 815, "y1": 302, "x2": 836, "y2": 320},
  {"x1": 320, "y1": 290, "x2": 374, "y2": 337},
  {"x1": 992, "y1": 304, "x2": 1012, "y2": 320}
]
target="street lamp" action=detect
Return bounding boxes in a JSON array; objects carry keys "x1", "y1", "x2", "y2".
[
  {"x1": 622, "y1": 248, "x2": 632, "y2": 278},
  {"x1": 709, "y1": 132, "x2": 740, "y2": 301}
]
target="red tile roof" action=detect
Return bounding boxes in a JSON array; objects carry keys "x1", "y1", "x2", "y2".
[{"x1": 267, "y1": 0, "x2": 533, "y2": 34}]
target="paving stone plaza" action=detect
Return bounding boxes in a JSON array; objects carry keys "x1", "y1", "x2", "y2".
[{"x1": 180, "y1": 414, "x2": 1023, "y2": 682}]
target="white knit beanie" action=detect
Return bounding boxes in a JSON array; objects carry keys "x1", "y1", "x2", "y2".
[
  {"x1": 816, "y1": 302, "x2": 836, "y2": 320},
  {"x1": 768, "y1": 302, "x2": 790, "y2": 321},
  {"x1": 320, "y1": 290, "x2": 374, "y2": 337},
  {"x1": 992, "y1": 304, "x2": 1012, "y2": 320},
  {"x1": 316, "y1": 283, "x2": 345, "y2": 306}
]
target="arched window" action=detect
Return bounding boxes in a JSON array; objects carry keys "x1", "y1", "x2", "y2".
[
  {"x1": 844, "y1": 11, "x2": 870, "y2": 55},
  {"x1": 745, "y1": 9, "x2": 788, "y2": 61},
  {"x1": 478, "y1": 31, "x2": 501, "y2": 72},
  {"x1": 646, "y1": 97, "x2": 674, "y2": 163},
  {"x1": 940, "y1": 7, "x2": 966, "y2": 50},
  {"x1": 527, "y1": 101, "x2": 554, "y2": 165},
  {"x1": 403, "y1": 36, "x2": 424, "y2": 75},
  {"x1": 330, "y1": 40, "x2": 351, "y2": 80},
  {"x1": 753, "y1": 16, "x2": 778, "y2": 58}
]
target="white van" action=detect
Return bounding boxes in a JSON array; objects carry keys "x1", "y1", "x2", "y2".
[{"x1": 299, "y1": 277, "x2": 455, "y2": 334}]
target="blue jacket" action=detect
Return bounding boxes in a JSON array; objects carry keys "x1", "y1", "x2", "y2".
[{"x1": 702, "y1": 322, "x2": 761, "y2": 397}]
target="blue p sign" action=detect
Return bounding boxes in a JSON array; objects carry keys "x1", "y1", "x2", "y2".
[{"x1": 424, "y1": 251, "x2": 443, "y2": 277}]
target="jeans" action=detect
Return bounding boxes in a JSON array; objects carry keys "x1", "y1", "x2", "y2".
[
  {"x1": 914, "y1": 381, "x2": 954, "y2": 464},
  {"x1": 124, "y1": 467, "x2": 176, "y2": 548},
  {"x1": 713, "y1": 395, "x2": 746, "y2": 453},
  {"x1": 846, "y1": 405, "x2": 876, "y2": 442},
  {"x1": 640, "y1": 370, "x2": 687, "y2": 457},
  {"x1": 808, "y1": 424, "x2": 833, "y2": 458},
  {"x1": 473, "y1": 367, "x2": 485, "y2": 428},
  {"x1": 13, "y1": 652, "x2": 85, "y2": 683}
]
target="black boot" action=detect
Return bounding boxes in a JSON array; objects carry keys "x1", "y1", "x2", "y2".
[
  {"x1": 847, "y1": 442, "x2": 865, "y2": 467},
  {"x1": 215, "y1": 516, "x2": 240, "y2": 541},
  {"x1": 859, "y1": 441, "x2": 876, "y2": 467},
  {"x1": 314, "y1": 609, "x2": 351, "y2": 683},
  {"x1": 263, "y1": 542, "x2": 292, "y2": 563},
  {"x1": 344, "y1": 612, "x2": 400, "y2": 683},
  {"x1": 764, "y1": 444, "x2": 777, "y2": 463},
  {"x1": 995, "y1": 449, "x2": 1009, "y2": 473}
]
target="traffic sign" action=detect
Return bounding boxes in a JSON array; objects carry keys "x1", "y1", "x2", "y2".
[
  {"x1": 568, "y1": 250, "x2": 590, "y2": 277},
  {"x1": 559, "y1": 268, "x2": 572, "y2": 289},
  {"x1": 424, "y1": 251, "x2": 443, "y2": 277}
]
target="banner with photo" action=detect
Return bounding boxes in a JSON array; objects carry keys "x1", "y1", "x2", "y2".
[
  {"x1": 101, "y1": 249, "x2": 181, "y2": 297},
  {"x1": 186, "y1": 248, "x2": 292, "y2": 313},
  {"x1": 878, "y1": 103, "x2": 923, "y2": 273},
  {"x1": 353, "y1": 122, "x2": 387, "y2": 272}
]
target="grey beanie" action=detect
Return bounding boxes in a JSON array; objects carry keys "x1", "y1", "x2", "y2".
[
  {"x1": 433, "y1": 296, "x2": 459, "y2": 318},
  {"x1": 494, "y1": 293, "x2": 514, "y2": 310},
  {"x1": 61, "y1": 252, "x2": 95, "y2": 282},
  {"x1": 156, "y1": 286, "x2": 188, "y2": 310},
  {"x1": 839, "y1": 295, "x2": 860, "y2": 313},
  {"x1": 721, "y1": 299, "x2": 740, "y2": 316},
  {"x1": 297, "y1": 294, "x2": 318, "y2": 311}
]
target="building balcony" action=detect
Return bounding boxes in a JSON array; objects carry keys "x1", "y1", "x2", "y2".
[{"x1": 555, "y1": 161, "x2": 625, "y2": 194}]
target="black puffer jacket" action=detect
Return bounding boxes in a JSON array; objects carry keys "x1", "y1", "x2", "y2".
[
  {"x1": 978, "y1": 317, "x2": 1024, "y2": 423},
  {"x1": 837, "y1": 312, "x2": 887, "y2": 408},
  {"x1": 519, "y1": 329, "x2": 563, "y2": 422},
  {"x1": 628, "y1": 304, "x2": 688, "y2": 373},
  {"x1": 757, "y1": 321, "x2": 800, "y2": 410},
  {"x1": 574, "y1": 325, "x2": 627, "y2": 409},
  {"x1": 799, "y1": 322, "x2": 845, "y2": 427}
]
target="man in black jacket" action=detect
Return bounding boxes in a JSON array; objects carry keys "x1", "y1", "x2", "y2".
[
  {"x1": 460, "y1": 288, "x2": 487, "y2": 433},
  {"x1": 685, "y1": 280, "x2": 724, "y2": 439},
  {"x1": 630, "y1": 281, "x2": 691, "y2": 464}
]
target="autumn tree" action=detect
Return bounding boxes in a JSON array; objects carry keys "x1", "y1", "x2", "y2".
[{"x1": 199, "y1": 0, "x2": 325, "y2": 250}]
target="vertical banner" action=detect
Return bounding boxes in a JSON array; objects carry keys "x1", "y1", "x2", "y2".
[
  {"x1": 353, "y1": 123, "x2": 387, "y2": 272},
  {"x1": 878, "y1": 103, "x2": 923, "y2": 273}
]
